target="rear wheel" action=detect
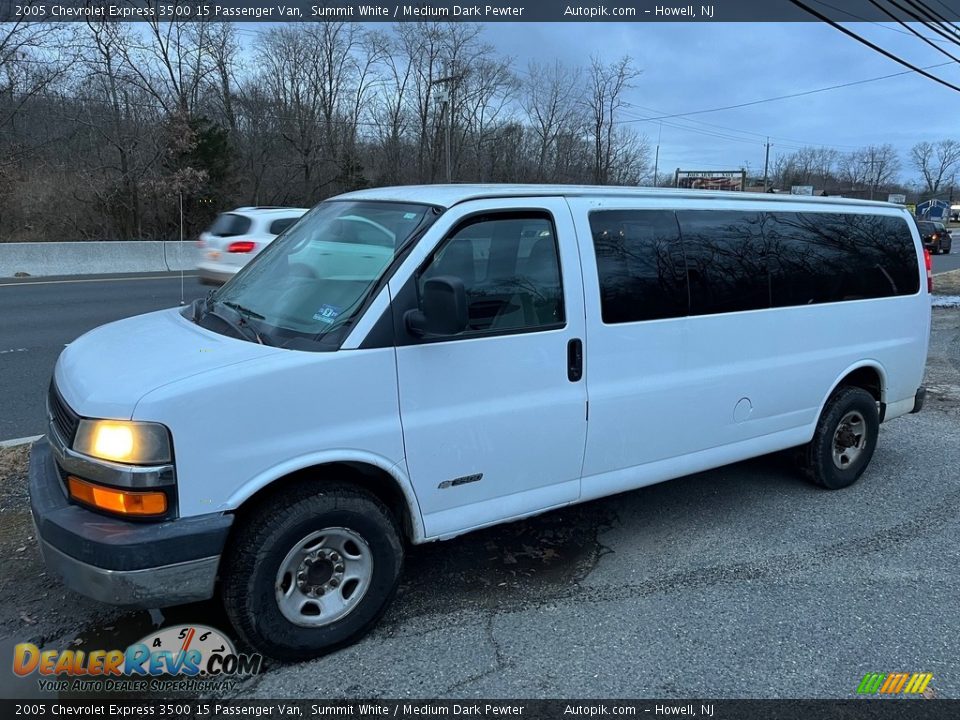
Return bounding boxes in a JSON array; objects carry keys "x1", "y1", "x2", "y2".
[
  {"x1": 800, "y1": 386, "x2": 879, "y2": 490},
  {"x1": 221, "y1": 482, "x2": 404, "y2": 661}
]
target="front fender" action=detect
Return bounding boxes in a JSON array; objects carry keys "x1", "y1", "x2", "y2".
[{"x1": 222, "y1": 449, "x2": 426, "y2": 543}]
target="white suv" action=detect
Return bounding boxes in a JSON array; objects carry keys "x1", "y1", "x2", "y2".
[{"x1": 196, "y1": 207, "x2": 308, "y2": 284}]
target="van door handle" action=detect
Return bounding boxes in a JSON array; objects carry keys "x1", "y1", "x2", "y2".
[{"x1": 567, "y1": 338, "x2": 583, "y2": 382}]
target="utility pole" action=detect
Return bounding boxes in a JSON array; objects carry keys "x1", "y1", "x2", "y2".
[
  {"x1": 762, "y1": 137, "x2": 770, "y2": 192},
  {"x1": 652, "y1": 122, "x2": 661, "y2": 187},
  {"x1": 431, "y1": 68, "x2": 462, "y2": 184}
]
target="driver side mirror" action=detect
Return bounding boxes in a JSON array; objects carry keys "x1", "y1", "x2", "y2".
[{"x1": 404, "y1": 276, "x2": 469, "y2": 337}]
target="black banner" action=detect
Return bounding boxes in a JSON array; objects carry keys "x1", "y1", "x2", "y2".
[
  {"x1": 2, "y1": 700, "x2": 959, "y2": 720},
  {"x1": 3, "y1": 0, "x2": 960, "y2": 23}
]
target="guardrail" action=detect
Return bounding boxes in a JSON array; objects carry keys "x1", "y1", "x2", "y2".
[{"x1": 0, "y1": 241, "x2": 200, "y2": 278}]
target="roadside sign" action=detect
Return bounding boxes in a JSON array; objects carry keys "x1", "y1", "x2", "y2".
[
  {"x1": 791, "y1": 185, "x2": 814, "y2": 195},
  {"x1": 887, "y1": 194, "x2": 906, "y2": 204},
  {"x1": 675, "y1": 169, "x2": 746, "y2": 191}
]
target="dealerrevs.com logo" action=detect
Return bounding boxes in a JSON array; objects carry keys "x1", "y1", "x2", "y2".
[
  {"x1": 856, "y1": 672, "x2": 934, "y2": 695},
  {"x1": 12, "y1": 625, "x2": 262, "y2": 693}
]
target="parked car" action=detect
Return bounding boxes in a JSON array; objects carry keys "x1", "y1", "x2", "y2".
[
  {"x1": 31, "y1": 186, "x2": 930, "y2": 660},
  {"x1": 196, "y1": 207, "x2": 309, "y2": 283},
  {"x1": 916, "y1": 220, "x2": 952, "y2": 254}
]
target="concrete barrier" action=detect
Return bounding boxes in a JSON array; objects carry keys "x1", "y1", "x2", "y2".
[{"x1": 0, "y1": 241, "x2": 200, "y2": 278}]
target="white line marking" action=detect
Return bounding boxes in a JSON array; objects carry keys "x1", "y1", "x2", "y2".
[
  {"x1": 0, "y1": 435, "x2": 42, "y2": 448},
  {"x1": 0, "y1": 348, "x2": 28, "y2": 355},
  {"x1": 0, "y1": 274, "x2": 198, "y2": 288}
]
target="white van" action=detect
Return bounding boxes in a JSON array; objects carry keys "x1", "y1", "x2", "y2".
[{"x1": 30, "y1": 185, "x2": 930, "y2": 660}]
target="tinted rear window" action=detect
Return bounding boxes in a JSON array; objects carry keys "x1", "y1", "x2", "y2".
[
  {"x1": 269, "y1": 217, "x2": 298, "y2": 235},
  {"x1": 590, "y1": 210, "x2": 688, "y2": 323},
  {"x1": 590, "y1": 209, "x2": 919, "y2": 324},
  {"x1": 679, "y1": 211, "x2": 770, "y2": 315},
  {"x1": 766, "y1": 213, "x2": 919, "y2": 306},
  {"x1": 208, "y1": 213, "x2": 252, "y2": 237}
]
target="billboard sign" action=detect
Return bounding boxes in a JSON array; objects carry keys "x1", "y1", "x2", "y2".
[
  {"x1": 791, "y1": 185, "x2": 814, "y2": 196},
  {"x1": 887, "y1": 193, "x2": 906, "y2": 204},
  {"x1": 675, "y1": 169, "x2": 746, "y2": 192}
]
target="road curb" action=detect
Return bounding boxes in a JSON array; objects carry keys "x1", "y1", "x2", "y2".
[{"x1": 0, "y1": 435, "x2": 42, "y2": 449}]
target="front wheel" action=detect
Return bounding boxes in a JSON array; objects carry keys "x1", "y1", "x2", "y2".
[
  {"x1": 221, "y1": 482, "x2": 404, "y2": 661},
  {"x1": 800, "y1": 386, "x2": 879, "y2": 490}
]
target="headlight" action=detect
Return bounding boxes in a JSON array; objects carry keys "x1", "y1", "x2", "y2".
[{"x1": 73, "y1": 420, "x2": 172, "y2": 465}]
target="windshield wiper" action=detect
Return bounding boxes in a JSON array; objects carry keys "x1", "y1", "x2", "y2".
[
  {"x1": 222, "y1": 301, "x2": 265, "y2": 320},
  {"x1": 207, "y1": 302, "x2": 271, "y2": 345}
]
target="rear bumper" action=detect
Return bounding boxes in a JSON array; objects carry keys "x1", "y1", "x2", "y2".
[
  {"x1": 29, "y1": 439, "x2": 232, "y2": 608},
  {"x1": 912, "y1": 386, "x2": 926, "y2": 414}
]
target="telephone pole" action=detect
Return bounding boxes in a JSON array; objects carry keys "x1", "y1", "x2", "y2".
[
  {"x1": 431, "y1": 68, "x2": 462, "y2": 183},
  {"x1": 652, "y1": 122, "x2": 662, "y2": 187},
  {"x1": 762, "y1": 137, "x2": 770, "y2": 192}
]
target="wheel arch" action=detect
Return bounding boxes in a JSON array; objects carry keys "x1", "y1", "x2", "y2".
[
  {"x1": 224, "y1": 452, "x2": 425, "y2": 544},
  {"x1": 816, "y1": 361, "x2": 886, "y2": 423}
]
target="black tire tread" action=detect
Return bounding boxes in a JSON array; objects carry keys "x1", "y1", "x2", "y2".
[
  {"x1": 221, "y1": 480, "x2": 403, "y2": 661},
  {"x1": 801, "y1": 385, "x2": 878, "y2": 489}
]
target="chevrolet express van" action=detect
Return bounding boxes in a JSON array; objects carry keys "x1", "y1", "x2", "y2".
[{"x1": 29, "y1": 185, "x2": 930, "y2": 660}]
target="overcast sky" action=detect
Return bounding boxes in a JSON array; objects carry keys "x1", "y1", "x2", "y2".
[
  {"x1": 488, "y1": 22, "x2": 960, "y2": 182},
  {"x1": 232, "y1": 21, "x2": 960, "y2": 185}
]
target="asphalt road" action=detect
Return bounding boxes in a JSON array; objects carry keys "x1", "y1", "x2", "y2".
[
  {"x1": 0, "y1": 273, "x2": 208, "y2": 441},
  {"x1": 1, "y1": 253, "x2": 959, "y2": 441},
  {"x1": 1, "y1": 309, "x2": 958, "y2": 700},
  {"x1": 932, "y1": 247, "x2": 960, "y2": 274}
]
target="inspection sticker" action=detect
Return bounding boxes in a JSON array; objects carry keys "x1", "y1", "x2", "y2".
[{"x1": 313, "y1": 305, "x2": 342, "y2": 324}]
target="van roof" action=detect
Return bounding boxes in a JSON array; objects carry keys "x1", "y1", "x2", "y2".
[{"x1": 333, "y1": 184, "x2": 905, "y2": 210}]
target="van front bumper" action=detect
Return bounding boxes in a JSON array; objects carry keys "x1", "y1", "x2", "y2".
[{"x1": 29, "y1": 439, "x2": 233, "y2": 608}]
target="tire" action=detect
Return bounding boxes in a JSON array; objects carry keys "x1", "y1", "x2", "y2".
[
  {"x1": 800, "y1": 386, "x2": 879, "y2": 490},
  {"x1": 221, "y1": 481, "x2": 404, "y2": 661}
]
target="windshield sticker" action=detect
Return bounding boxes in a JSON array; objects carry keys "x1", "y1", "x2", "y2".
[
  {"x1": 403, "y1": 212, "x2": 417, "y2": 219},
  {"x1": 313, "y1": 304, "x2": 342, "y2": 324}
]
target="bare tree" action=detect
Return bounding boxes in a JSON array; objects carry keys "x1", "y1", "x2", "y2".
[
  {"x1": 859, "y1": 144, "x2": 901, "y2": 199},
  {"x1": 523, "y1": 60, "x2": 584, "y2": 182},
  {"x1": 585, "y1": 55, "x2": 641, "y2": 185},
  {"x1": 910, "y1": 139, "x2": 960, "y2": 195}
]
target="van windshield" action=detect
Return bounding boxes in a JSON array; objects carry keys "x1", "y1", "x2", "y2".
[{"x1": 204, "y1": 200, "x2": 435, "y2": 346}]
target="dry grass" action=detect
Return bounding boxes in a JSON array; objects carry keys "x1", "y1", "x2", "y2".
[
  {"x1": 0, "y1": 445, "x2": 28, "y2": 480},
  {"x1": 934, "y1": 269, "x2": 960, "y2": 296},
  {"x1": 0, "y1": 445, "x2": 30, "y2": 511}
]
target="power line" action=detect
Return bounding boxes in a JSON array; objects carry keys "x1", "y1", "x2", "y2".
[
  {"x1": 617, "y1": 60, "x2": 955, "y2": 124},
  {"x1": 866, "y1": 0, "x2": 960, "y2": 63},
  {"x1": 623, "y1": 101, "x2": 865, "y2": 151},
  {"x1": 880, "y1": 0, "x2": 960, "y2": 48},
  {"x1": 787, "y1": 0, "x2": 960, "y2": 92},
  {"x1": 811, "y1": 0, "x2": 958, "y2": 42}
]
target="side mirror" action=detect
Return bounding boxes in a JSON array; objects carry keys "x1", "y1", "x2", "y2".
[{"x1": 404, "y1": 276, "x2": 469, "y2": 337}]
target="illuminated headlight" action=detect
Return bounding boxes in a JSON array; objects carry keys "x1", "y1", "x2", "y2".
[{"x1": 73, "y1": 420, "x2": 172, "y2": 465}]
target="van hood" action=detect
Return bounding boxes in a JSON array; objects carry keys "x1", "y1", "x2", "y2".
[{"x1": 55, "y1": 308, "x2": 282, "y2": 419}]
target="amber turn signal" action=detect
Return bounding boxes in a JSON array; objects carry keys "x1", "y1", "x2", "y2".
[{"x1": 67, "y1": 476, "x2": 167, "y2": 517}]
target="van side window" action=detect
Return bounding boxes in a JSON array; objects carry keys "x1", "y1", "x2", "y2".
[
  {"x1": 589, "y1": 210, "x2": 688, "y2": 323},
  {"x1": 766, "y1": 213, "x2": 919, "y2": 305},
  {"x1": 588, "y1": 209, "x2": 919, "y2": 324},
  {"x1": 420, "y1": 214, "x2": 564, "y2": 334},
  {"x1": 678, "y1": 211, "x2": 771, "y2": 316}
]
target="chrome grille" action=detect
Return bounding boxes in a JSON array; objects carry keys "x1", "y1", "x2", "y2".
[{"x1": 48, "y1": 381, "x2": 80, "y2": 444}]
